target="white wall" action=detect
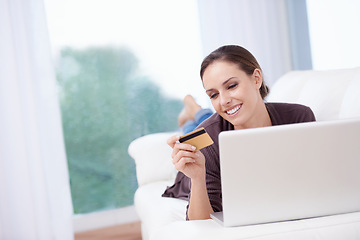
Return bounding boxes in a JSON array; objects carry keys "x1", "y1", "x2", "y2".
[
  {"x1": 307, "y1": 0, "x2": 360, "y2": 70},
  {"x1": 197, "y1": 0, "x2": 293, "y2": 87}
]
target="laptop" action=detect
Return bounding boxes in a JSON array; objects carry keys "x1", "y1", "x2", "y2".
[{"x1": 211, "y1": 118, "x2": 360, "y2": 227}]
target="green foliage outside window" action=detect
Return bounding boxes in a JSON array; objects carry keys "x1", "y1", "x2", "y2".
[{"x1": 56, "y1": 47, "x2": 182, "y2": 213}]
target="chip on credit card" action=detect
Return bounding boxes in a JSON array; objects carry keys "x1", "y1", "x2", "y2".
[{"x1": 179, "y1": 127, "x2": 214, "y2": 151}]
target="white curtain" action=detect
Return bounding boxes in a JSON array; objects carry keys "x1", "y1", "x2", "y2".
[
  {"x1": 0, "y1": 0, "x2": 74, "y2": 239},
  {"x1": 197, "y1": 0, "x2": 292, "y2": 87}
]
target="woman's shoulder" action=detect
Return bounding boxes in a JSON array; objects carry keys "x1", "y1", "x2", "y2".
[
  {"x1": 267, "y1": 102, "x2": 312, "y2": 112},
  {"x1": 266, "y1": 102, "x2": 316, "y2": 125}
]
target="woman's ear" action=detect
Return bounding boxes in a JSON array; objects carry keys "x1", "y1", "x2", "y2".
[{"x1": 252, "y1": 68, "x2": 263, "y2": 89}]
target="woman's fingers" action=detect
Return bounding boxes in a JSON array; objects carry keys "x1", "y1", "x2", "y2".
[
  {"x1": 167, "y1": 134, "x2": 204, "y2": 178},
  {"x1": 167, "y1": 135, "x2": 180, "y2": 148},
  {"x1": 168, "y1": 135, "x2": 197, "y2": 157},
  {"x1": 168, "y1": 135, "x2": 181, "y2": 159},
  {"x1": 167, "y1": 135, "x2": 196, "y2": 151},
  {"x1": 174, "y1": 156, "x2": 195, "y2": 171},
  {"x1": 172, "y1": 148, "x2": 196, "y2": 164},
  {"x1": 172, "y1": 142, "x2": 196, "y2": 158}
]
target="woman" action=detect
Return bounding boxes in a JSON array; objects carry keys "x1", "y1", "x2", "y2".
[{"x1": 163, "y1": 45, "x2": 316, "y2": 220}]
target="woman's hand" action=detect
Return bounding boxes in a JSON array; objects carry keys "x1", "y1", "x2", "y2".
[
  {"x1": 167, "y1": 134, "x2": 213, "y2": 220},
  {"x1": 167, "y1": 135, "x2": 206, "y2": 181}
]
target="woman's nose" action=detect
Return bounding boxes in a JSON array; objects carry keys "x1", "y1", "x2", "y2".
[{"x1": 220, "y1": 93, "x2": 231, "y2": 106}]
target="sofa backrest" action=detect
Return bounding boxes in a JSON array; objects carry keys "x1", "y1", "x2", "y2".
[{"x1": 266, "y1": 67, "x2": 360, "y2": 121}]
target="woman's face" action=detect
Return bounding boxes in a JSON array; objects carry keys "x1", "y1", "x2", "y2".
[{"x1": 202, "y1": 60, "x2": 264, "y2": 129}]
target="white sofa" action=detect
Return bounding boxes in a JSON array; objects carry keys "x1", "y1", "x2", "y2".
[{"x1": 128, "y1": 67, "x2": 360, "y2": 240}]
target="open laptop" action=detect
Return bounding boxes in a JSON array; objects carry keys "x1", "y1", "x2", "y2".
[{"x1": 211, "y1": 118, "x2": 360, "y2": 227}]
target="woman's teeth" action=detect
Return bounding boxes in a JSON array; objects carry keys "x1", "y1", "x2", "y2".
[{"x1": 227, "y1": 105, "x2": 241, "y2": 115}]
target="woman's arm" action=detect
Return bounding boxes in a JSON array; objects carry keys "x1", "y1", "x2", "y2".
[
  {"x1": 167, "y1": 135, "x2": 214, "y2": 220},
  {"x1": 187, "y1": 165, "x2": 214, "y2": 220}
]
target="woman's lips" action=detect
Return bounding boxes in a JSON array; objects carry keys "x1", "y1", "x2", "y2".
[{"x1": 225, "y1": 104, "x2": 242, "y2": 116}]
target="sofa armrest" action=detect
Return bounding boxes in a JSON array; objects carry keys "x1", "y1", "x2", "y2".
[{"x1": 128, "y1": 132, "x2": 180, "y2": 187}]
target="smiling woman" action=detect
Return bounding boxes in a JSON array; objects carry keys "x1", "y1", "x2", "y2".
[{"x1": 164, "y1": 45, "x2": 316, "y2": 221}]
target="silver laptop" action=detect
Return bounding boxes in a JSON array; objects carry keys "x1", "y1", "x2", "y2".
[{"x1": 211, "y1": 118, "x2": 360, "y2": 227}]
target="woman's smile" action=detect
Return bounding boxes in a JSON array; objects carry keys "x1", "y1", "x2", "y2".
[{"x1": 225, "y1": 104, "x2": 242, "y2": 116}]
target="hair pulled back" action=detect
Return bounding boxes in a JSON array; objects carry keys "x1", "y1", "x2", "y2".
[{"x1": 200, "y1": 45, "x2": 269, "y2": 99}]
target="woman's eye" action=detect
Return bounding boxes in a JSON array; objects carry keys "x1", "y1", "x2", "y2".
[
  {"x1": 228, "y1": 83, "x2": 237, "y2": 89},
  {"x1": 210, "y1": 93, "x2": 218, "y2": 99}
]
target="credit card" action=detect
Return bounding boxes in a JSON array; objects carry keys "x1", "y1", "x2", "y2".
[{"x1": 179, "y1": 127, "x2": 214, "y2": 151}]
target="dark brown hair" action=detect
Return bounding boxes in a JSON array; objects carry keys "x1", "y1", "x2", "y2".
[{"x1": 200, "y1": 45, "x2": 269, "y2": 99}]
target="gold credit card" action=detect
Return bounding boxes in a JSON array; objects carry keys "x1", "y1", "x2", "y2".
[{"x1": 179, "y1": 127, "x2": 214, "y2": 151}]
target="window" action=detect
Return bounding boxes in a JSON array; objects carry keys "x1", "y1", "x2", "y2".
[{"x1": 45, "y1": 0, "x2": 203, "y2": 214}]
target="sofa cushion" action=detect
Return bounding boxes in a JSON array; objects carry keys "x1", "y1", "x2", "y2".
[
  {"x1": 134, "y1": 181, "x2": 188, "y2": 240},
  {"x1": 151, "y1": 211, "x2": 360, "y2": 240}
]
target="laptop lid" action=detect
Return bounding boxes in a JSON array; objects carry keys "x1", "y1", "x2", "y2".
[{"x1": 217, "y1": 118, "x2": 360, "y2": 227}]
